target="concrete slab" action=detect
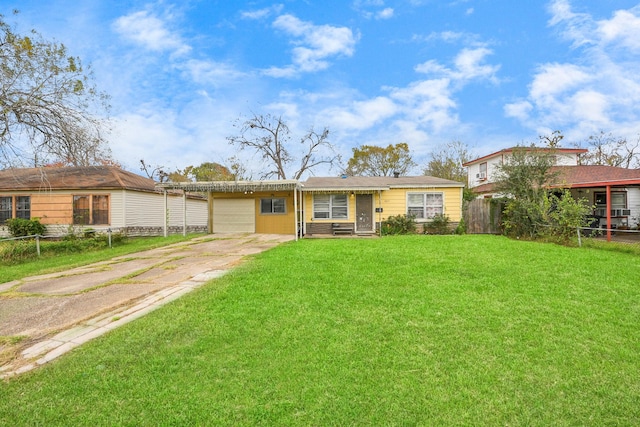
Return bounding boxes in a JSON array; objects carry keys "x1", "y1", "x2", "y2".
[{"x1": 0, "y1": 233, "x2": 295, "y2": 378}]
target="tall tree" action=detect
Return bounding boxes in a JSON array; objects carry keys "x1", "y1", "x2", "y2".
[
  {"x1": 345, "y1": 143, "x2": 416, "y2": 177},
  {"x1": 493, "y1": 146, "x2": 558, "y2": 237},
  {"x1": 423, "y1": 140, "x2": 471, "y2": 183},
  {"x1": 578, "y1": 131, "x2": 640, "y2": 169},
  {"x1": 0, "y1": 12, "x2": 112, "y2": 167},
  {"x1": 184, "y1": 162, "x2": 234, "y2": 181},
  {"x1": 227, "y1": 113, "x2": 338, "y2": 180}
]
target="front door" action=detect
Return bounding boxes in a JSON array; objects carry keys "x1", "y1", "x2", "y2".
[{"x1": 356, "y1": 194, "x2": 373, "y2": 232}]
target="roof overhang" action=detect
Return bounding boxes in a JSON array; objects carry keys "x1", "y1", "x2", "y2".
[
  {"x1": 301, "y1": 186, "x2": 389, "y2": 193},
  {"x1": 302, "y1": 183, "x2": 464, "y2": 193},
  {"x1": 156, "y1": 180, "x2": 301, "y2": 193},
  {"x1": 555, "y1": 179, "x2": 640, "y2": 189}
]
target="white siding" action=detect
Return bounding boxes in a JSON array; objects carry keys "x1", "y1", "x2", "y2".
[
  {"x1": 123, "y1": 191, "x2": 165, "y2": 227},
  {"x1": 121, "y1": 191, "x2": 206, "y2": 228},
  {"x1": 110, "y1": 190, "x2": 126, "y2": 228},
  {"x1": 186, "y1": 198, "x2": 208, "y2": 226},
  {"x1": 468, "y1": 151, "x2": 580, "y2": 189},
  {"x1": 627, "y1": 188, "x2": 640, "y2": 227}
]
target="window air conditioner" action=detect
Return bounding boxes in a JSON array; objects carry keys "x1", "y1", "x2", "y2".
[
  {"x1": 623, "y1": 209, "x2": 631, "y2": 216},
  {"x1": 478, "y1": 172, "x2": 487, "y2": 180},
  {"x1": 611, "y1": 209, "x2": 629, "y2": 217}
]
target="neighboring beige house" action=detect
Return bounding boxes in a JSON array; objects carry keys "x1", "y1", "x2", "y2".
[{"x1": 0, "y1": 166, "x2": 208, "y2": 237}]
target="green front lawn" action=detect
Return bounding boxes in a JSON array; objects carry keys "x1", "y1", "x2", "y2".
[{"x1": 1, "y1": 235, "x2": 639, "y2": 425}]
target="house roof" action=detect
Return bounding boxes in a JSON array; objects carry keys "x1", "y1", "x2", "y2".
[
  {"x1": 553, "y1": 165, "x2": 640, "y2": 188},
  {"x1": 462, "y1": 146, "x2": 588, "y2": 166},
  {"x1": 303, "y1": 175, "x2": 464, "y2": 192},
  {"x1": 0, "y1": 166, "x2": 157, "y2": 192}
]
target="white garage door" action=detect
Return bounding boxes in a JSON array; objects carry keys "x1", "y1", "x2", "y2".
[{"x1": 213, "y1": 199, "x2": 255, "y2": 233}]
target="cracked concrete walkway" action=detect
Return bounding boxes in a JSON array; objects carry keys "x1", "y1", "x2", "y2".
[{"x1": 0, "y1": 233, "x2": 294, "y2": 378}]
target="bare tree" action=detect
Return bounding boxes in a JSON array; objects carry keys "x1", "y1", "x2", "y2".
[
  {"x1": 227, "y1": 113, "x2": 338, "y2": 180},
  {"x1": 578, "y1": 131, "x2": 640, "y2": 169},
  {"x1": 423, "y1": 140, "x2": 471, "y2": 183},
  {"x1": 139, "y1": 159, "x2": 169, "y2": 182},
  {"x1": 0, "y1": 12, "x2": 112, "y2": 167}
]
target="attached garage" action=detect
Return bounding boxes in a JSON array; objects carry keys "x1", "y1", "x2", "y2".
[
  {"x1": 213, "y1": 199, "x2": 255, "y2": 233},
  {"x1": 156, "y1": 180, "x2": 302, "y2": 239}
]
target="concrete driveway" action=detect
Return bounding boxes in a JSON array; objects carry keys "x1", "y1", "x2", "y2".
[{"x1": 0, "y1": 233, "x2": 295, "y2": 378}]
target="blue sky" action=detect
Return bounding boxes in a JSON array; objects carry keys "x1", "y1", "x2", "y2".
[{"x1": 5, "y1": 0, "x2": 640, "y2": 177}]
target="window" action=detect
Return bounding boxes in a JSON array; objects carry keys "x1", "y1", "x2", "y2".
[
  {"x1": 407, "y1": 192, "x2": 443, "y2": 219},
  {"x1": 595, "y1": 192, "x2": 626, "y2": 209},
  {"x1": 260, "y1": 198, "x2": 286, "y2": 214},
  {"x1": 313, "y1": 194, "x2": 348, "y2": 219},
  {"x1": 478, "y1": 162, "x2": 487, "y2": 180},
  {"x1": 73, "y1": 195, "x2": 109, "y2": 225},
  {"x1": 0, "y1": 197, "x2": 11, "y2": 223},
  {"x1": 73, "y1": 196, "x2": 90, "y2": 225},
  {"x1": 92, "y1": 195, "x2": 109, "y2": 224},
  {"x1": 16, "y1": 196, "x2": 30, "y2": 220},
  {"x1": 595, "y1": 191, "x2": 628, "y2": 216}
]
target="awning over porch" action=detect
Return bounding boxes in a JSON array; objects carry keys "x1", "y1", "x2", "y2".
[
  {"x1": 156, "y1": 180, "x2": 301, "y2": 192},
  {"x1": 155, "y1": 180, "x2": 302, "y2": 240}
]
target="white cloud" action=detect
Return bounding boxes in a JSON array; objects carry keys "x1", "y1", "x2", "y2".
[
  {"x1": 597, "y1": 8, "x2": 640, "y2": 51},
  {"x1": 507, "y1": 1, "x2": 640, "y2": 140},
  {"x1": 529, "y1": 63, "x2": 592, "y2": 102},
  {"x1": 415, "y1": 46, "x2": 500, "y2": 83},
  {"x1": 112, "y1": 10, "x2": 191, "y2": 56},
  {"x1": 377, "y1": 8, "x2": 394, "y2": 19},
  {"x1": 504, "y1": 101, "x2": 533, "y2": 121},
  {"x1": 181, "y1": 59, "x2": 247, "y2": 86},
  {"x1": 241, "y1": 4, "x2": 284, "y2": 20},
  {"x1": 270, "y1": 14, "x2": 358, "y2": 75},
  {"x1": 322, "y1": 97, "x2": 398, "y2": 130}
]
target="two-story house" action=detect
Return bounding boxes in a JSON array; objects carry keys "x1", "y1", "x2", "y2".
[{"x1": 463, "y1": 147, "x2": 640, "y2": 231}]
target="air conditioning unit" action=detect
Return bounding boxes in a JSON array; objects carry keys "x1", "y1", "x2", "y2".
[
  {"x1": 595, "y1": 208, "x2": 606, "y2": 217},
  {"x1": 477, "y1": 172, "x2": 487, "y2": 180},
  {"x1": 611, "y1": 209, "x2": 630, "y2": 217}
]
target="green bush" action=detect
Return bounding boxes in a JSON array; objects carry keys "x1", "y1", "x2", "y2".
[
  {"x1": 381, "y1": 214, "x2": 417, "y2": 235},
  {"x1": 424, "y1": 214, "x2": 452, "y2": 235},
  {"x1": 0, "y1": 240, "x2": 38, "y2": 264},
  {"x1": 5, "y1": 218, "x2": 46, "y2": 237},
  {"x1": 455, "y1": 216, "x2": 466, "y2": 235}
]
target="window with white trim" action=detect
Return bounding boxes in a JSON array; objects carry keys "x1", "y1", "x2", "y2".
[
  {"x1": 313, "y1": 194, "x2": 348, "y2": 219},
  {"x1": 260, "y1": 198, "x2": 286, "y2": 214},
  {"x1": 407, "y1": 192, "x2": 443, "y2": 219}
]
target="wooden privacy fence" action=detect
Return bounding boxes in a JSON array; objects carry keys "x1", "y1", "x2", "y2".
[{"x1": 464, "y1": 199, "x2": 503, "y2": 234}]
